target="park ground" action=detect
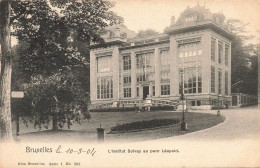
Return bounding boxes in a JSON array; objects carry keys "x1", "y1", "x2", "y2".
[{"x1": 12, "y1": 109, "x2": 226, "y2": 143}]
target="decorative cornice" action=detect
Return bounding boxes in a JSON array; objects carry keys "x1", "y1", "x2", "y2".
[
  {"x1": 177, "y1": 37, "x2": 201, "y2": 47},
  {"x1": 166, "y1": 21, "x2": 234, "y2": 40},
  {"x1": 119, "y1": 40, "x2": 170, "y2": 51},
  {"x1": 90, "y1": 40, "x2": 124, "y2": 49}
]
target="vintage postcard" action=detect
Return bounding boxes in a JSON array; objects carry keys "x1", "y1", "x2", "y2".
[{"x1": 0, "y1": 0, "x2": 260, "y2": 167}]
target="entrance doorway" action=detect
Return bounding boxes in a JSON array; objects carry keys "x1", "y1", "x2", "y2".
[
  {"x1": 143, "y1": 86, "x2": 149, "y2": 100},
  {"x1": 232, "y1": 96, "x2": 238, "y2": 106}
]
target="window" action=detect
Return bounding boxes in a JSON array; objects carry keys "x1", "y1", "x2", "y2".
[
  {"x1": 123, "y1": 55, "x2": 131, "y2": 70},
  {"x1": 211, "y1": 38, "x2": 216, "y2": 61},
  {"x1": 97, "y1": 56, "x2": 111, "y2": 72},
  {"x1": 124, "y1": 88, "x2": 131, "y2": 98},
  {"x1": 191, "y1": 100, "x2": 201, "y2": 106},
  {"x1": 137, "y1": 74, "x2": 146, "y2": 82},
  {"x1": 97, "y1": 77, "x2": 113, "y2": 99},
  {"x1": 136, "y1": 52, "x2": 154, "y2": 69},
  {"x1": 137, "y1": 87, "x2": 139, "y2": 97},
  {"x1": 185, "y1": 16, "x2": 194, "y2": 22},
  {"x1": 160, "y1": 48, "x2": 170, "y2": 66},
  {"x1": 225, "y1": 71, "x2": 228, "y2": 95},
  {"x1": 225, "y1": 44, "x2": 229, "y2": 66},
  {"x1": 179, "y1": 67, "x2": 202, "y2": 94},
  {"x1": 153, "y1": 86, "x2": 155, "y2": 96},
  {"x1": 218, "y1": 41, "x2": 223, "y2": 64},
  {"x1": 122, "y1": 33, "x2": 127, "y2": 39},
  {"x1": 211, "y1": 66, "x2": 215, "y2": 93},
  {"x1": 161, "y1": 85, "x2": 170, "y2": 95},
  {"x1": 161, "y1": 71, "x2": 170, "y2": 82},
  {"x1": 218, "y1": 69, "x2": 222, "y2": 94},
  {"x1": 123, "y1": 76, "x2": 131, "y2": 84},
  {"x1": 179, "y1": 49, "x2": 202, "y2": 68},
  {"x1": 198, "y1": 67, "x2": 202, "y2": 93},
  {"x1": 114, "y1": 28, "x2": 120, "y2": 37}
]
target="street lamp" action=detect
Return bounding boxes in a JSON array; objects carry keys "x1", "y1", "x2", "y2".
[
  {"x1": 217, "y1": 94, "x2": 221, "y2": 116},
  {"x1": 180, "y1": 69, "x2": 186, "y2": 130}
]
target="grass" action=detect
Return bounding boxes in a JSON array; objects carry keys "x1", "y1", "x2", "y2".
[{"x1": 12, "y1": 111, "x2": 225, "y2": 142}]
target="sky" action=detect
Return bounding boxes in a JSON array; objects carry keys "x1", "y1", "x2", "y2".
[
  {"x1": 111, "y1": 0, "x2": 260, "y2": 44},
  {"x1": 11, "y1": 0, "x2": 260, "y2": 45}
]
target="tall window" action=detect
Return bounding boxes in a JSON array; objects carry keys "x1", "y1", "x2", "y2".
[
  {"x1": 218, "y1": 69, "x2": 222, "y2": 94},
  {"x1": 179, "y1": 67, "x2": 202, "y2": 94},
  {"x1": 225, "y1": 71, "x2": 228, "y2": 95},
  {"x1": 225, "y1": 44, "x2": 229, "y2": 66},
  {"x1": 161, "y1": 85, "x2": 170, "y2": 95},
  {"x1": 136, "y1": 52, "x2": 154, "y2": 69},
  {"x1": 153, "y1": 85, "x2": 155, "y2": 96},
  {"x1": 97, "y1": 56, "x2": 111, "y2": 73},
  {"x1": 160, "y1": 48, "x2": 170, "y2": 66},
  {"x1": 136, "y1": 87, "x2": 139, "y2": 97},
  {"x1": 97, "y1": 77, "x2": 113, "y2": 99},
  {"x1": 218, "y1": 41, "x2": 223, "y2": 64},
  {"x1": 211, "y1": 66, "x2": 215, "y2": 93},
  {"x1": 211, "y1": 38, "x2": 216, "y2": 61},
  {"x1": 123, "y1": 76, "x2": 131, "y2": 85},
  {"x1": 123, "y1": 55, "x2": 131, "y2": 70},
  {"x1": 124, "y1": 88, "x2": 131, "y2": 98},
  {"x1": 198, "y1": 67, "x2": 202, "y2": 93}
]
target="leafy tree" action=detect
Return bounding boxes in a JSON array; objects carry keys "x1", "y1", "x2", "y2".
[
  {"x1": 8, "y1": 0, "x2": 123, "y2": 131},
  {"x1": 226, "y1": 19, "x2": 258, "y2": 95},
  {"x1": 18, "y1": 70, "x2": 91, "y2": 131}
]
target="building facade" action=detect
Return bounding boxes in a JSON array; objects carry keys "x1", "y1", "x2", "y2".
[{"x1": 90, "y1": 5, "x2": 233, "y2": 109}]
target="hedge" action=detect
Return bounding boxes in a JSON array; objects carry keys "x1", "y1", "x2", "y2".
[{"x1": 108, "y1": 118, "x2": 180, "y2": 134}]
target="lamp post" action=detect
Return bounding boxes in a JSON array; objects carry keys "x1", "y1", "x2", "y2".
[
  {"x1": 217, "y1": 94, "x2": 221, "y2": 116},
  {"x1": 180, "y1": 69, "x2": 186, "y2": 130}
]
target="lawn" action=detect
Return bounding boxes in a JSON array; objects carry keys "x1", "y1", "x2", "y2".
[{"x1": 12, "y1": 111, "x2": 225, "y2": 143}]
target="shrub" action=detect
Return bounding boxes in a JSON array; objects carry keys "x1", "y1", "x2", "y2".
[
  {"x1": 89, "y1": 106, "x2": 139, "y2": 112},
  {"x1": 211, "y1": 106, "x2": 226, "y2": 110},
  {"x1": 108, "y1": 118, "x2": 180, "y2": 133}
]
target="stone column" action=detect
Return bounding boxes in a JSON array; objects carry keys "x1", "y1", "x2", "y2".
[
  {"x1": 112, "y1": 46, "x2": 119, "y2": 100},
  {"x1": 149, "y1": 81, "x2": 153, "y2": 97},
  {"x1": 131, "y1": 51, "x2": 137, "y2": 98},
  {"x1": 201, "y1": 32, "x2": 211, "y2": 94},
  {"x1": 154, "y1": 48, "x2": 160, "y2": 97},
  {"x1": 169, "y1": 35, "x2": 179, "y2": 96},
  {"x1": 139, "y1": 84, "x2": 143, "y2": 99}
]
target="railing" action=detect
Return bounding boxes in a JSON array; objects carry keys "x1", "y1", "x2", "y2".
[
  {"x1": 90, "y1": 99, "x2": 179, "y2": 109},
  {"x1": 151, "y1": 99, "x2": 179, "y2": 106}
]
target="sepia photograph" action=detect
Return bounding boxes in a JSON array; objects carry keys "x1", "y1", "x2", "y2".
[{"x1": 0, "y1": 0, "x2": 260, "y2": 167}]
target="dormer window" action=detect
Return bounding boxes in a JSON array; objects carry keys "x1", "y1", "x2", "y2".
[
  {"x1": 122, "y1": 33, "x2": 127, "y2": 39},
  {"x1": 185, "y1": 16, "x2": 194, "y2": 22},
  {"x1": 114, "y1": 28, "x2": 120, "y2": 37}
]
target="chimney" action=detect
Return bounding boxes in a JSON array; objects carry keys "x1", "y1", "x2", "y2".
[{"x1": 171, "y1": 16, "x2": 175, "y2": 25}]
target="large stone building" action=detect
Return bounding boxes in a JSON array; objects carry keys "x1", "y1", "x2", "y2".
[{"x1": 90, "y1": 5, "x2": 233, "y2": 109}]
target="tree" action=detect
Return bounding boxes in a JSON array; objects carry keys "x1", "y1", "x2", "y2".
[
  {"x1": 19, "y1": 70, "x2": 91, "y2": 131},
  {"x1": 1, "y1": 0, "x2": 123, "y2": 134},
  {"x1": 0, "y1": 0, "x2": 13, "y2": 141},
  {"x1": 227, "y1": 19, "x2": 258, "y2": 95}
]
